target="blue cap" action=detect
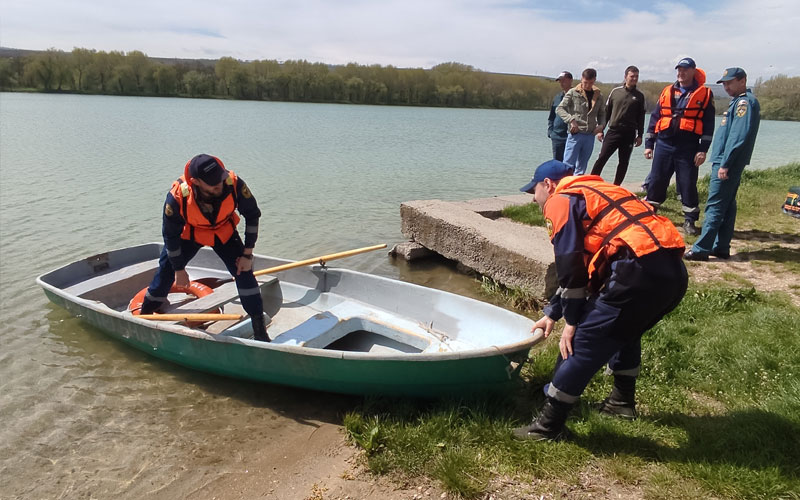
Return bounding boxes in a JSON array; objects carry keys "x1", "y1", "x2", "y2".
[
  {"x1": 675, "y1": 57, "x2": 696, "y2": 69},
  {"x1": 520, "y1": 160, "x2": 574, "y2": 193},
  {"x1": 717, "y1": 67, "x2": 746, "y2": 83},
  {"x1": 189, "y1": 154, "x2": 228, "y2": 185}
]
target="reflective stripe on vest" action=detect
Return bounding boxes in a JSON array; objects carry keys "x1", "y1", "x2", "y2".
[
  {"x1": 654, "y1": 84, "x2": 711, "y2": 136},
  {"x1": 550, "y1": 176, "x2": 685, "y2": 277},
  {"x1": 170, "y1": 171, "x2": 240, "y2": 246}
]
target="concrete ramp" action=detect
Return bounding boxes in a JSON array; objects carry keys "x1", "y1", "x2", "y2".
[{"x1": 400, "y1": 195, "x2": 558, "y2": 298}]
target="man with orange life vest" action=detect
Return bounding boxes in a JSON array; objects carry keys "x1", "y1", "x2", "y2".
[
  {"x1": 512, "y1": 160, "x2": 688, "y2": 441},
  {"x1": 643, "y1": 57, "x2": 715, "y2": 236},
  {"x1": 139, "y1": 154, "x2": 270, "y2": 342}
]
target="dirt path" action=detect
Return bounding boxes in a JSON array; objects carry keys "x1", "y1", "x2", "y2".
[{"x1": 684, "y1": 231, "x2": 800, "y2": 307}]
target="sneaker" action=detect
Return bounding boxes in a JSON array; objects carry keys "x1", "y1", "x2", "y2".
[
  {"x1": 684, "y1": 250, "x2": 709, "y2": 261},
  {"x1": 682, "y1": 220, "x2": 700, "y2": 236},
  {"x1": 597, "y1": 398, "x2": 638, "y2": 420}
]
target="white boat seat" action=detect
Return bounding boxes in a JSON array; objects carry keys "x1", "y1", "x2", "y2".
[
  {"x1": 65, "y1": 259, "x2": 160, "y2": 297},
  {"x1": 273, "y1": 301, "x2": 441, "y2": 351},
  {"x1": 166, "y1": 276, "x2": 278, "y2": 314}
]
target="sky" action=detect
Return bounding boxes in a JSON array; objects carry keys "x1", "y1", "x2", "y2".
[{"x1": 1, "y1": 0, "x2": 798, "y2": 82}]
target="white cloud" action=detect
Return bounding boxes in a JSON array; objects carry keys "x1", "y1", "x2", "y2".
[{"x1": 0, "y1": 0, "x2": 797, "y2": 81}]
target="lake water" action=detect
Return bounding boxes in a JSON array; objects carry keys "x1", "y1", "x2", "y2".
[{"x1": 1, "y1": 92, "x2": 798, "y2": 498}]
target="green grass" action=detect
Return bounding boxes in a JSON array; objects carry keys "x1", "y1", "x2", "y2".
[
  {"x1": 344, "y1": 164, "x2": 800, "y2": 499},
  {"x1": 345, "y1": 284, "x2": 800, "y2": 499},
  {"x1": 501, "y1": 202, "x2": 545, "y2": 227}
]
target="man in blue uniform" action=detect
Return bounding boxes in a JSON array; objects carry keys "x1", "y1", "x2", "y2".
[
  {"x1": 644, "y1": 57, "x2": 715, "y2": 236},
  {"x1": 512, "y1": 160, "x2": 688, "y2": 441},
  {"x1": 685, "y1": 68, "x2": 761, "y2": 261},
  {"x1": 548, "y1": 71, "x2": 573, "y2": 161},
  {"x1": 139, "y1": 154, "x2": 270, "y2": 341}
]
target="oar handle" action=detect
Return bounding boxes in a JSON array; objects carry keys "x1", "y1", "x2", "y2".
[
  {"x1": 137, "y1": 313, "x2": 244, "y2": 321},
  {"x1": 253, "y1": 243, "x2": 387, "y2": 277}
]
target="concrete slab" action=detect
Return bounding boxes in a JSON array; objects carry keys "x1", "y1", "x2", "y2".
[{"x1": 400, "y1": 196, "x2": 558, "y2": 298}]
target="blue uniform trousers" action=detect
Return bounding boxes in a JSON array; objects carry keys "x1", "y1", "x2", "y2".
[
  {"x1": 142, "y1": 233, "x2": 264, "y2": 317},
  {"x1": 691, "y1": 163, "x2": 743, "y2": 256},
  {"x1": 551, "y1": 137, "x2": 567, "y2": 162},
  {"x1": 563, "y1": 132, "x2": 595, "y2": 175},
  {"x1": 646, "y1": 136, "x2": 701, "y2": 222},
  {"x1": 545, "y1": 248, "x2": 688, "y2": 403}
]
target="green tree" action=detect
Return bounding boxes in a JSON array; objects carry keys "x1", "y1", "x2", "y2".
[
  {"x1": 71, "y1": 47, "x2": 95, "y2": 91},
  {"x1": 126, "y1": 50, "x2": 150, "y2": 93},
  {"x1": 215, "y1": 56, "x2": 239, "y2": 96},
  {"x1": 152, "y1": 64, "x2": 178, "y2": 95}
]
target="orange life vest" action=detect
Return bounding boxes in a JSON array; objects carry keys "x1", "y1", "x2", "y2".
[
  {"x1": 545, "y1": 176, "x2": 685, "y2": 281},
  {"x1": 654, "y1": 68, "x2": 711, "y2": 135},
  {"x1": 170, "y1": 158, "x2": 240, "y2": 246}
]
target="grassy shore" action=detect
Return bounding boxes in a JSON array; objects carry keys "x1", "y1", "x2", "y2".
[{"x1": 344, "y1": 163, "x2": 800, "y2": 499}]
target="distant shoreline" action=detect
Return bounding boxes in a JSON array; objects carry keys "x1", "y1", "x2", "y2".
[{"x1": 2, "y1": 47, "x2": 797, "y2": 121}]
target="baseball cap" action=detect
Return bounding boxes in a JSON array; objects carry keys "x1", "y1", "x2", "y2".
[
  {"x1": 188, "y1": 154, "x2": 228, "y2": 185},
  {"x1": 555, "y1": 71, "x2": 573, "y2": 81},
  {"x1": 675, "y1": 57, "x2": 696, "y2": 69},
  {"x1": 520, "y1": 160, "x2": 574, "y2": 193},
  {"x1": 717, "y1": 67, "x2": 747, "y2": 83}
]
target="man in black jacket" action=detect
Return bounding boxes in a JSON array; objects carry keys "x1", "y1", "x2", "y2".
[{"x1": 591, "y1": 66, "x2": 646, "y2": 185}]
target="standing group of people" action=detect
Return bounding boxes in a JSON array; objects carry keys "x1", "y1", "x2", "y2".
[{"x1": 520, "y1": 59, "x2": 762, "y2": 441}]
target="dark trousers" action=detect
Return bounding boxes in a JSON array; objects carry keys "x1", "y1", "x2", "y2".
[
  {"x1": 551, "y1": 137, "x2": 567, "y2": 162},
  {"x1": 142, "y1": 234, "x2": 264, "y2": 317},
  {"x1": 591, "y1": 128, "x2": 636, "y2": 185},
  {"x1": 646, "y1": 136, "x2": 701, "y2": 222},
  {"x1": 545, "y1": 248, "x2": 688, "y2": 403}
]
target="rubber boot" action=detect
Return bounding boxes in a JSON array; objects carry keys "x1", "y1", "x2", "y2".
[
  {"x1": 139, "y1": 296, "x2": 164, "y2": 315},
  {"x1": 512, "y1": 397, "x2": 573, "y2": 442},
  {"x1": 597, "y1": 375, "x2": 638, "y2": 420},
  {"x1": 251, "y1": 313, "x2": 271, "y2": 342}
]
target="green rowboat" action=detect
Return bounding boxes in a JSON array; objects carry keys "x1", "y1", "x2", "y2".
[{"x1": 37, "y1": 243, "x2": 544, "y2": 397}]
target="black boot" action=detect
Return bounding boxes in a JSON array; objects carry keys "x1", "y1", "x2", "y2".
[
  {"x1": 251, "y1": 313, "x2": 271, "y2": 342},
  {"x1": 597, "y1": 375, "x2": 638, "y2": 420},
  {"x1": 512, "y1": 397, "x2": 573, "y2": 442}
]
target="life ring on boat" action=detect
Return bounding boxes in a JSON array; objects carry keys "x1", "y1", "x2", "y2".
[{"x1": 128, "y1": 281, "x2": 216, "y2": 315}]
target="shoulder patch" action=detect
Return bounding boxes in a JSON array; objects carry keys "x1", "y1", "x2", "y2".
[
  {"x1": 736, "y1": 99, "x2": 748, "y2": 117},
  {"x1": 242, "y1": 183, "x2": 252, "y2": 199},
  {"x1": 165, "y1": 204, "x2": 174, "y2": 217},
  {"x1": 546, "y1": 218, "x2": 554, "y2": 237}
]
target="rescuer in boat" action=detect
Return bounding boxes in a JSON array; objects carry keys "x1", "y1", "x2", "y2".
[
  {"x1": 138, "y1": 154, "x2": 270, "y2": 342},
  {"x1": 513, "y1": 160, "x2": 688, "y2": 441}
]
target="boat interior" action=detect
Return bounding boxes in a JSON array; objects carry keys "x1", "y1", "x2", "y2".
[{"x1": 45, "y1": 245, "x2": 479, "y2": 355}]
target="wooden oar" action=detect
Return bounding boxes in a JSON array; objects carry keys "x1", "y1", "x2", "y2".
[
  {"x1": 137, "y1": 313, "x2": 243, "y2": 322},
  {"x1": 196, "y1": 243, "x2": 388, "y2": 288},
  {"x1": 253, "y1": 243, "x2": 387, "y2": 277}
]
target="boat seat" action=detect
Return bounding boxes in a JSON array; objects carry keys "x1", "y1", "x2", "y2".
[
  {"x1": 273, "y1": 302, "x2": 437, "y2": 351},
  {"x1": 65, "y1": 259, "x2": 160, "y2": 297},
  {"x1": 166, "y1": 275, "x2": 278, "y2": 314}
]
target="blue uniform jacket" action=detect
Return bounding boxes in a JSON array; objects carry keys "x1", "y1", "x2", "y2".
[
  {"x1": 543, "y1": 195, "x2": 590, "y2": 326},
  {"x1": 548, "y1": 91, "x2": 568, "y2": 140},
  {"x1": 710, "y1": 89, "x2": 760, "y2": 173},
  {"x1": 162, "y1": 176, "x2": 261, "y2": 270}
]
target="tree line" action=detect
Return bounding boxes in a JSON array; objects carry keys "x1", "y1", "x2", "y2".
[{"x1": 0, "y1": 47, "x2": 798, "y2": 120}]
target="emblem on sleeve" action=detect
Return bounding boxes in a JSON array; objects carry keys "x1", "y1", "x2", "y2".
[
  {"x1": 242, "y1": 184, "x2": 252, "y2": 199},
  {"x1": 546, "y1": 218, "x2": 554, "y2": 237},
  {"x1": 164, "y1": 204, "x2": 173, "y2": 217},
  {"x1": 736, "y1": 100, "x2": 748, "y2": 117}
]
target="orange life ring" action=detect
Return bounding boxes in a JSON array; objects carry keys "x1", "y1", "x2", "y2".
[{"x1": 129, "y1": 281, "x2": 216, "y2": 315}]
